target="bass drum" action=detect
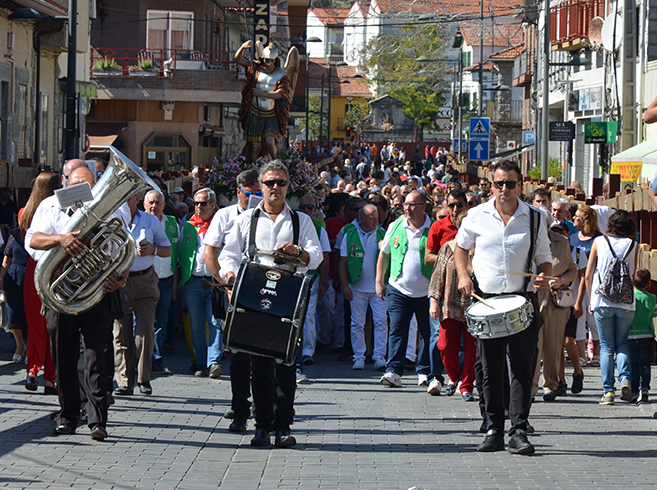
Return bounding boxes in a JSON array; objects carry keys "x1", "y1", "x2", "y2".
[{"x1": 224, "y1": 261, "x2": 313, "y2": 366}]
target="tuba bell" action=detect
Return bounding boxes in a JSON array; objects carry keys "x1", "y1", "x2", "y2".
[{"x1": 35, "y1": 145, "x2": 159, "y2": 315}]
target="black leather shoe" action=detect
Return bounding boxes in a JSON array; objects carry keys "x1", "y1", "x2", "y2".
[
  {"x1": 114, "y1": 386, "x2": 133, "y2": 396},
  {"x1": 53, "y1": 423, "x2": 76, "y2": 435},
  {"x1": 250, "y1": 428, "x2": 271, "y2": 447},
  {"x1": 228, "y1": 419, "x2": 247, "y2": 433},
  {"x1": 224, "y1": 409, "x2": 235, "y2": 419},
  {"x1": 507, "y1": 430, "x2": 535, "y2": 455},
  {"x1": 90, "y1": 424, "x2": 108, "y2": 441},
  {"x1": 274, "y1": 428, "x2": 297, "y2": 448},
  {"x1": 25, "y1": 375, "x2": 38, "y2": 391},
  {"x1": 479, "y1": 419, "x2": 488, "y2": 433},
  {"x1": 137, "y1": 382, "x2": 153, "y2": 395},
  {"x1": 477, "y1": 429, "x2": 505, "y2": 452}
]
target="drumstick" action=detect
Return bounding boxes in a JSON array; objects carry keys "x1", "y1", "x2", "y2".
[
  {"x1": 470, "y1": 293, "x2": 495, "y2": 309},
  {"x1": 201, "y1": 280, "x2": 233, "y2": 291},
  {"x1": 505, "y1": 271, "x2": 560, "y2": 281}
]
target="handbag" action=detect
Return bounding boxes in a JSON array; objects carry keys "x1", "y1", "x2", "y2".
[
  {"x1": 108, "y1": 287, "x2": 134, "y2": 320},
  {"x1": 552, "y1": 289, "x2": 575, "y2": 308}
]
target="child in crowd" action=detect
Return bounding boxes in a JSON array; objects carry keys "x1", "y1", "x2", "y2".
[{"x1": 629, "y1": 268, "x2": 657, "y2": 403}]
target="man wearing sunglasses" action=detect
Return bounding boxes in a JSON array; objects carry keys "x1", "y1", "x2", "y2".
[
  {"x1": 454, "y1": 160, "x2": 552, "y2": 455},
  {"x1": 203, "y1": 170, "x2": 260, "y2": 431},
  {"x1": 423, "y1": 189, "x2": 468, "y2": 396},
  {"x1": 221, "y1": 161, "x2": 322, "y2": 448}
]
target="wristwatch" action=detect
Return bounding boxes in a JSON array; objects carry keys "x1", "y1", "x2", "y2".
[
  {"x1": 153, "y1": 246, "x2": 158, "y2": 256},
  {"x1": 294, "y1": 245, "x2": 304, "y2": 258}
]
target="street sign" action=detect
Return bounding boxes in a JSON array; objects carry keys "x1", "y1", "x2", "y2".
[
  {"x1": 469, "y1": 140, "x2": 489, "y2": 161},
  {"x1": 469, "y1": 117, "x2": 490, "y2": 139},
  {"x1": 452, "y1": 139, "x2": 467, "y2": 152},
  {"x1": 584, "y1": 121, "x2": 618, "y2": 144},
  {"x1": 549, "y1": 122, "x2": 575, "y2": 141},
  {"x1": 507, "y1": 141, "x2": 516, "y2": 150},
  {"x1": 522, "y1": 131, "x2": 535, "y2": 146}
]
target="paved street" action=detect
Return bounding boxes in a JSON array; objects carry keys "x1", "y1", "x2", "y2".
[{"x1": 1, "y1": 334, "x2": 657, "y2": 490}]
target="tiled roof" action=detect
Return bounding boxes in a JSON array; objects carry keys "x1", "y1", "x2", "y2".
[
  {"x1": 308, "y1": 59, "x2": 373, "y2": 98},
  {"x1": 463, "y1": 61, "x2": 496, "y2": 72},
  {"x1": 488, "y1": 44, "x2": 525, "y2": 60},
  {"x1": 373, "y1": 0, "x2": 521, "y2": 18},
  {"x1": 459, "y1": 22, "x2": 524, "y2": 48},
  {"x1": 309, "y1": 7, "x2": 352, "y2": 26}
]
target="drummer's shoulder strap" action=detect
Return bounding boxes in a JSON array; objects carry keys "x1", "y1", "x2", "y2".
[
  {"x1": 524, "y1": 208, "x2": 540, "y2": 291},
  {"x1": 247, "y1": 207, "x2": 300, "y2": 260}
]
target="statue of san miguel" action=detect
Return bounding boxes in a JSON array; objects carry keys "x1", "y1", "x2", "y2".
[{"x1": 234, "y1": 40, "x2": 299, "y2": 162}]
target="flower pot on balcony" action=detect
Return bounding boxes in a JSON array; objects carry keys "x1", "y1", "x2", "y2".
[
  {"x1": 92, "y1": 69, "x2": 122, "y2": 77},
  {"x1": 129, "y1": 69, "x2": 157, "y2": 77}
]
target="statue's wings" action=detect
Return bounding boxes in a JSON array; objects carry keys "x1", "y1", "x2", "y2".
[
  {"x1": 255, "y1": 40, "x2": 265, "y2": 60},
  {"x1": 284, "y1": 47, "x2": 300, "y2": 100}
]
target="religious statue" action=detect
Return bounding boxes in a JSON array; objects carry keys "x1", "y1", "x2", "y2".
[{"x1": 235, "y1": 40, "x2": 299, "y2": 162}]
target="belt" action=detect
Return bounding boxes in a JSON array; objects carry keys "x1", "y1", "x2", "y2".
[{"x1": 130, "y1": 266, "x2": 154, "y2": 277}]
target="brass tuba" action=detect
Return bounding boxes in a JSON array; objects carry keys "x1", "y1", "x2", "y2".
[{"x1": 35, "y1": 145, "x2": 158, "y2": 315}]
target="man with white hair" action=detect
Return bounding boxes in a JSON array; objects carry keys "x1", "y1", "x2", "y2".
[{"x1": 144, "y1": 189, "x2": 179, "y2": 375}]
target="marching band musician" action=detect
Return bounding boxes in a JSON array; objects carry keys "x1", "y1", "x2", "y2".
[
  {"x1": 454, "y1": 161, "x2": 552, "y2": 455},
  {"x1": 220, "y1": 160, "x2": 322, "y2": 448},
  {"x1": 25, "y1": 167, "x2": 129, "y2": 441}
]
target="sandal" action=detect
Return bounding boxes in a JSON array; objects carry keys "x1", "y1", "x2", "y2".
[
  {"x1": 590, "y1": 355, "x2": 600, "y2": 367},
  {"x1": 44, "y1": 380, "x2": 58, "y2": 396},
  {"x1": 25, "y1": 373, "x2": 38, "y2": 391}
]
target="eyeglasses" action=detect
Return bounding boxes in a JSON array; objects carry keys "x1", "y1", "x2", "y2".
[
  {"x1": 263, "y1": 179, "x2": 289, "y2": 188},
  {"x1": 299, "y1": 204, "x2": 315, "y2": 210},
  {"x1": 403, "y1": 202, "x2": 424, "y2": 208},
  {"x1": 239, "y1": 188, "x2": 262, "y2": 198},
  {"x1": 479, "y1": 182, "x2": 490, "y2": 187},
  {"x1": 493, "y1": 180, "x2": 518, "y2": 190},
  {"x1": 447, "y1": 202, "x2": 465, "y2": 209},
  {"x1": 194, "y1": 201, "x2": 209, "y2": 207}
]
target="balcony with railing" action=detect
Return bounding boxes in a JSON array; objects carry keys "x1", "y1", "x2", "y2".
[
  {"x1": 513, "y1": 49, "x2": 535, "y2": 87},
  {"x1": 549, "y1": 0, "x2": 605, "y2": 51},
  {"x1": 90, "y1": 47, "x2": 243, "y2": 96}
]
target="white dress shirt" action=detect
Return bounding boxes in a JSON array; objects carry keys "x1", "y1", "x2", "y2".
[
  {"x1": 456, "y1": 198, "x2": 552, "y2": 294},
  {"x1": 26, "y1": 195, "x2": 130, "y2": 261},
  {"x1": 128, "y1": 210, "x2": 171, "y2": 272},
  {"x1": 340, "y1": 222, "x2": 379, "y2": 293},
  {"x1": 154, "y1": 214, "x2": 176, "y2": 279},
  {"x1": 220, "y1": 202, "x2": 322, "y2": 275},
  {"x1": 380, "y1": 215, "x2": 432, "y2": 297},
  {"x1": 204, "y1": 203, "x2": 246, "y2": 249}
]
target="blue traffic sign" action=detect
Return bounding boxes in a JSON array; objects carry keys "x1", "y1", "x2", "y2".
[
  {"x1": 452, "y1": 139, "x2": 467, "y2": 152},
  {"x1": 523, "y1": 131, "x2": 535, "y2": 146},
  {"x1": 469, "y1": 139, "x2": 489, "y2": 161},
  {"x1": 469, "y1": 117, "x2": 490, "y2": 139}
]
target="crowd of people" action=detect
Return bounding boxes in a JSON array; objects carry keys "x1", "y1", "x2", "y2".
[{"x1": 1, "y1": 146, "x2": 654, "y2": 454}]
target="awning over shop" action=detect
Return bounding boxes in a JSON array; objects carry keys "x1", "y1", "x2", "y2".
[
  {"x1": 86, "y1": 121, "x2": 128, "y2": 152},
  {"x1": 611, "y1": 136, "x2": 657, "y2": 182}
]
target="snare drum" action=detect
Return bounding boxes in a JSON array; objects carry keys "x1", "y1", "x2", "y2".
[
  {"x1": 224, "y1": 261, "x2": 313, "y2": 365},
  {"x1": 465, "y1": 295, "x2": 534, "y2": 339}
]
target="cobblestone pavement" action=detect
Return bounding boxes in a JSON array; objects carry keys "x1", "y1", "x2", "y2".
[{"x1": 1, "y1": 336, "x2": 657, "y2": 489}]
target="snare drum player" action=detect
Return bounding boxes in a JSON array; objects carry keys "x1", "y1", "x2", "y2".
[
  {"x1": 221, "y1": 160, "x2": 322, "y2": 448},
  {"x1": 454, "y1": 161, "x2": 552, "y2": 455}
]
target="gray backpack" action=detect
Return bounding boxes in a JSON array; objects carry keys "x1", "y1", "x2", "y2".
[{"x1": 595, "y1": 235, "x2": 635, "y2": 304}]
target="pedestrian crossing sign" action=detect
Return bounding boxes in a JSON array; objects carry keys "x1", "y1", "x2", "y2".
[{"x1": 469, "y1": 117, "x2": 490, "y2": 139}]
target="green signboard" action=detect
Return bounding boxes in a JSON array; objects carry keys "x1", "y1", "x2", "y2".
[{"x1": 584, "y1": 121, "x2": 618, "y2": 144}]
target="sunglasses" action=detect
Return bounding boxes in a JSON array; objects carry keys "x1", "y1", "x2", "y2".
[
  {"x1": 299, "y1": 204, "x2": 315, "y2": 210},
  {"x1": 263, "y1": 179, "x2": 289, "y2": 188},
  {"x1": 493, "y1": 180, "x2": 518, "y2": 190},
  {"x1": 239, "y1": 188, "x2": 262, "y2": 197},
  {"x1": 194, "y1": 201, "x2": 209, "y2": 207},
  {"x1": 447, "y1": 202, "x2": 465, "y2": 209}
]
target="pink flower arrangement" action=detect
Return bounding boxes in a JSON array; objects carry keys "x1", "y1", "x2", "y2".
[{"x1": 207, "y1": 153, "x2": 319, "y2": 201}]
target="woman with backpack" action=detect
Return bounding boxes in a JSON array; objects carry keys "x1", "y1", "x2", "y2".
[{"x1": 584, "y1": 210, "x2": 638, "y2": 405}]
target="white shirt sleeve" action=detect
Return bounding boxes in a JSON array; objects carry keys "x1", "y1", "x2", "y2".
[
  {"x1": 380, "y1": 222, "x2": 394, "y2": 254},
  {"x1": 218, "y1": 211, "x2": 251, "y2": 276},
  {"x1": 339, "y1": 233, "x2": 349, "y2": 257},
  {"x1": 299, "y1": 213, "x2": 322, "y2": 271},
  {"x1": 320, "y1": 227, "x2": 331, "y2": 253}
]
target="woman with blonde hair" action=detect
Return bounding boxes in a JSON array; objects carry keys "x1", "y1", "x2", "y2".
[{"x1": 571, "y1": 204, "x2": 603, "y2": 369}]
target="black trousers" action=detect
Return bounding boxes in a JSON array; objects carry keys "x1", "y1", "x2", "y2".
[
  {"x1": 46, "y1": 298, "x2": 112, "y2": 429},
  {"x1": 230, "y1": 352, "x2": 252, "y2": 421},
  {"x1": 478, "y1": 294, "x2": 541, "y2": 435},
  {"x1": 251, "y1": 355, "x2": 296, "y2": 431}
]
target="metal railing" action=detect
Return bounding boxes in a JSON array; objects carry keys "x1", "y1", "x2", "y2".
[{"x1": 90, "y1": 47, "x2": 239, "y2": 78}]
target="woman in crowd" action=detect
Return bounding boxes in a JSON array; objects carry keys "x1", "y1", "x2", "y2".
[
  {"x1": 0, "y1": 225, "x2": 27, "y2": 364},
  {"x1": 21, "y1": 171, "x2": 60, "y2": 393},
  {"x1": 585, "y1": 210, "x2": 638, "y2": 405}
]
